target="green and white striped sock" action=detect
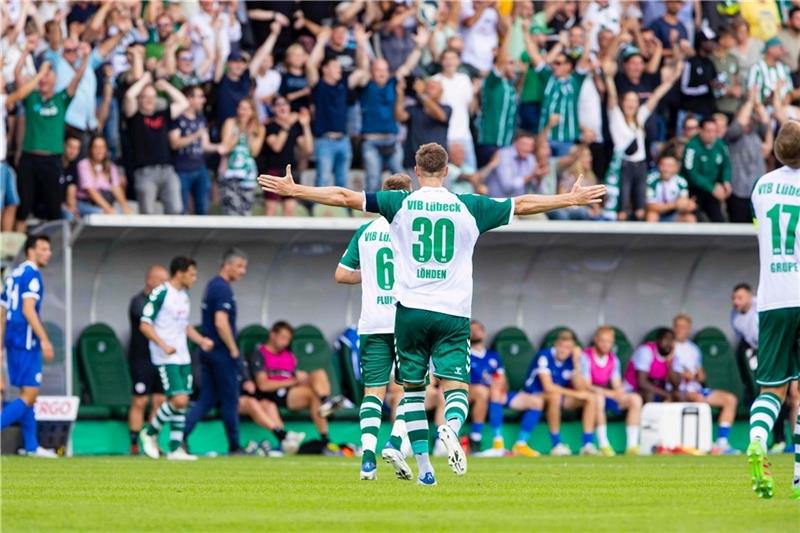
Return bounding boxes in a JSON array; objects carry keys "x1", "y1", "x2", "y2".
[
  {"x1": 403, "y1": 388, "x2": 429, "y2": 455},
  {"x1": 388, "y1": 397, "x2": 407, "y2": 450},
  {"x1": 443, "y1": 389, "x2": 469, "y2": 435},
  {"x1": 147, "y1": 401, "x2": 174, "y2": 436},
  {"x1": 749, "y1": 392, "x2": 781, "y2": 451},
  {"x1": 359, "y1": 395, "x2": 382, "y2": 464},
  {"x1": 793, "y1": 413, "x2": 799, "y2": 486},
  {"x1": 169, "y1": 406, "x2": 186, "y2": 452}
]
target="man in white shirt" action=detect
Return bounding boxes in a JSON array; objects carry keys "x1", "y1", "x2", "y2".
[{"x1": 433, "y1": 49, "x2": 477, "y2": 170}]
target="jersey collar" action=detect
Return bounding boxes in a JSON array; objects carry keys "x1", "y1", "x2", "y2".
[{"x1": 21, "y1": 260, "x2": 39, "y2": 271}]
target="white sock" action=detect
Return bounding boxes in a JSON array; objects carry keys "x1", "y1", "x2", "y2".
[
  {"x1": 597, "y1": 424, "x2": 610, "y2": 448},
  {"x1": 446, "y1": 418, "x2": 463, "y2": 435},
  {"x1": 470, "y1": 432, "x2": 482, "y2": 442},
  {"x1": 415, "y1": 452, "x2": 433, "y2": 476},
  {"x1": 626, "y1": 425, "x2": 639, "y2": 448},
  {"x1": 793, "y1": 419, "x2": 799, "y2": 485}
]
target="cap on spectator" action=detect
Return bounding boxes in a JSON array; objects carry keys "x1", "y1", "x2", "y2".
[
  {"x1": 530, "y1": 21, "x2": 552, "y2": 35},
  {"x1": 227, "y1": 50, "x2": 249, "y2": 62},
  {"x1": 622, "y1": 46, "x2": 644, "y2": 61},
  {"x1": 763, "y1": 36, "x2": 783, "y2": 52}
]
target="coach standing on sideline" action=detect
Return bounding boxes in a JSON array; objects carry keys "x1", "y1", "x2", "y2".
[
  {"x1": 184, "y1": 249, "x2": 248, "y2": 455},
  {"x1": 127, "y1": 265, "x2": 168, "y2": 455}
]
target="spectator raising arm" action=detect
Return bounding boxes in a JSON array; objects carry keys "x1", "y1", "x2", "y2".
[
  {"x1": 6, "y1": 62, "x2": 51, "y2": 108},
  {"x1": 412, "y1": 78, "x2": 447, "y2": 123},
  {"x1": 66, "y1": 44, "x2": 91, "y2": 97},
  {"x1": 124, "y1": 71, "x2": 153, "y2": 117},
  {"x1": 250, "y1": 21, "x2": 282, "y2": 79},
  {"x1": 305, "y1": 27, "x2": 330, "y2": 87},
  {"x1": 154, "y1": 78, "x2": 189, "y2": 119},
  {"x1": 395, "y1": 27, "x2": 430, "y2": 79},
  {"x1": 645, "y1": 58, "x2": 684, "y2": 114}
]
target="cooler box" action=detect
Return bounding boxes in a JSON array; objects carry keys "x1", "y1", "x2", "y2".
[{"x1": 640, "y1": 402, "x2": 713, "y2": 455}]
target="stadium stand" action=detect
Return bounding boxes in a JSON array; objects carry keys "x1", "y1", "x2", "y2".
[
  {"x1": 692, "y1": 327, "x2": 747, "y2": 417},
  {"x1": 491, "y1": 327, "x2": 535, "y2": 392},
  {"x1": 76, "y1": 323, "x2": 131, "y2": 419},
  {"x1": 610, "y1": 326, "x2": 634, "y2": 371}
]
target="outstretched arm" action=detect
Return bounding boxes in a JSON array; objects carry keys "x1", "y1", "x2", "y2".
[
  {"x1": 334, "y1": 265, "x2": 362, "y2": 284},
  {"x1": 258, "y1": 165, "x2": 365, "y2": 210},
  {"x1": 513, "y1": 176, "x2": 606, "y2": 216}
]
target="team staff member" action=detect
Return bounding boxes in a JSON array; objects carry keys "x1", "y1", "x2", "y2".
[
  {"x1": 184, "y1": 249, "x2": 248, "y2": 455},
  {"x1": 127, "y1": 265, "x2": 168, "y2": 455},
  {"x1": 0, "y1": 235, "x2": 57, "y2": 457}
]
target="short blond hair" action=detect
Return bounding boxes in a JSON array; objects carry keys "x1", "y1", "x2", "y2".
[
  {"x1": 382, "y1": 174, "x2": 413, "y2": 192},
  {"x1": 775, "y1": 121, "x2": 800, "y2": 169},
  {"x1": 673, "y1": 313, "x2": 692, "y2": 326},
  {"x1": 415, "y1": 143, "x2": 448, "y2": 176}
]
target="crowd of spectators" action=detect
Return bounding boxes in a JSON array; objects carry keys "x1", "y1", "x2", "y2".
[{"x1": 3, "y1": 0, "x2": 800, "y2": 230}]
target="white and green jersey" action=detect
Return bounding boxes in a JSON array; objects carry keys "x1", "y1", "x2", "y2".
[
  {"x1": 751, "y1": 166, "x2": 800, "y2": 312},
  {"x1": 365, "y1": 187, "x2": 514, "y2": 318},
  {"x1": 339, "y1": 217, "x2": 396, "y2": 334},
  {"x1": 141, "y1": 282, "x2": 192, "y2": 365},
  {"x1": 646, "y1": 172, "x2": 689, "y2": 205},
  {"x1": 747, "y1": 59, "x2": 794, "y2": 103}
]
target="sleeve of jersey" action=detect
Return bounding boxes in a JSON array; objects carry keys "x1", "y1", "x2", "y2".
[
  {"x1": 461, "y1": 194, "x2": 514, "y2": 234},
  {"x1": 365, "y1": 191, "x2": 407, "y2": 223},
  {"x1": 632, "y1": 346, "x2": 652, "y2": 372},
  {"x1": 210, "y1": 283, "x2": 233, "y2": 314},
  {"x1": 22, "y1": 272, "x2": 42, "y2": 300},
  {"x1": 612, "y1": 355, "x2": 622, "y2": 383},
  {"x1": 141, "y1": 288, "x2": 167, "y2": 325},
  {"x1": 339, "y1": 225, "x2": 367, "y2": 271},
  {"x1": 579, "y1": 354, "x2": 591, "y2": 380}
]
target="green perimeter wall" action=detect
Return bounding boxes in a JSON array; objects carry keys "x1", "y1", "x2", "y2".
[{"x1": 72, "y1": 421, "x2": 759, "y2": 456}]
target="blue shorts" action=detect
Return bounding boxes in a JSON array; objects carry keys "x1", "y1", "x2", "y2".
[
  {"x1": 6, "y1": 348, "x2": 43, "y2": 387},
  {"x1": 605, "y1": 398, "x2": 622, "y2": 415},
  {"x1": 0, "y1": 162, "x2": 20, "y2": 211}
]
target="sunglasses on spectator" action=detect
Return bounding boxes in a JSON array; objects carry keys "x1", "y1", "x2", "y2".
[
  {"x1": 64, "y1": 47, "x2": 78, "y2": 53},
  {"x1": 178, "y1": 55, "x2": 193, "y2": 61},
  {"x1": 552, "y1": 60, "x2": 567, "y2": 66}
]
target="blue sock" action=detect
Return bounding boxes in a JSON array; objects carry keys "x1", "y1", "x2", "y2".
[
  {"x1": 550, "y1": 432, "x2": 561, "y2": 447},
  {"x1": 517, "y1": 409, "x2": 542, "y2": 443},
  {"x1": 21, "y1": 406, "x2": 39, "y2": 452},
  {"x1": 489, "y1": 402, "x2": 504, "y2": 437},
  {"x1": 471, "y1": 422, "x2": 484, "y2": 439},
  {"x1": 583, "y1": 432, "x2": 593, "y2": 446},
  {"x1": 719, "y1": 424, "x2": 731, "y2": 440},
  {"x1": 1, "y1": 399, "x2": 28, "y2": 429}
]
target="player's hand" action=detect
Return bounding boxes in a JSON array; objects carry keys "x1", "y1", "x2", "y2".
[
  {"x1": 41, "y1": 340, "x2": 55, "y2": 362},
  {"x1": 569, "y1": 175, "x2": 606, "y2": 206},
  {"x1": 242, "y1": 380, "x2": 256, "y2": 394},
  {"x1": 199, "y1": 337, "x2": 214, "y2": 352},
  {"x1": 230, "y1": 346, "x2": 240, "y2": 359},
  {"x1": 296, "y1": 370, "x2": 309, "y2": 385},
  {"x1": 163, "y1": 344, "x2": 177, "y2": 356},
  {"x1": 258, "y1": 164, "x2": 297, "y2": 197}
]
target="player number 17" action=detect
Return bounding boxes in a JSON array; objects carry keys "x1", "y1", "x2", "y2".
[{"x1": 766, "y1": 203, "x2": 800, "y2": 255}]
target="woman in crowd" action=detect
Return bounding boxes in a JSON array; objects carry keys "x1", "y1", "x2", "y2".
[
  {"x1": 219, "y1": 98, "x2": 265, "y2": 216},
  {"x1": 76, "y1": 136, "x2": 131, "y2": 215}
]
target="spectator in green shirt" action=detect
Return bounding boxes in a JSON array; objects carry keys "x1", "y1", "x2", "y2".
[
  {"x1": 524, "y1": 24, "x2": 592, "y2": 157},
  {"x1": 680, "y1": 118, "x2": 732, "y2": 223},
  {"x1": 476, "y1": 41, "x2": 518, "y2": 167},
  {"x1": 15, "y1": 57, "x2": 87, "y2": 232},
  {"x1": 518, "y1": 23, "x2": 553, "y2": 133}
]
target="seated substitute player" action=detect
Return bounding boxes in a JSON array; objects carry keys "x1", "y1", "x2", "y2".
[
  {"x1": 334, "y1": 173, "x2": 414, "y2": 481},
  {"x1": 259, "y1": 144, "x2": 605, "y2": 485},
  {"x1": 644, "y1": 152, "x2": 697, "y2": 223},
  {"x1": 672, "y1": 314, "x2": 738, "y2": 454},
  {"x1": 239, "y1": 351, "x2": 305, "y2": 455},
  {"x1": 581, "y1": 326, "x2": 642, "y2": 456},
  {"x1": 746, "y1": 121, "x2": 800, "y2": 500},
  {"x1": 624, "y1": 328, "x2": 676, "y2": 403},
  {"x1": 0, "y1": 235, "x2": 58, "y2": 457},
  {"x1": 251, "y1": 321, "x2": 344, "y2": 451},
  {"x1": 139, "y1": 257, "x2": 214, "y2": 461},
  {"x1": 467, "y1": 320, "x2": 507, "y2": 455},
  {"x1": 523, "y1": 330, "x2": 599, "y2": 456}
]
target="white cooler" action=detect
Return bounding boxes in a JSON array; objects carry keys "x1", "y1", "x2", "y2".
[{"x1": 639, "y1": 402, "x2": 713, "y2": 455}]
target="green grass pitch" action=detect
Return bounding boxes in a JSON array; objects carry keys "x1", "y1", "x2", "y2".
[{"x1": 1, "y1": 455, "x2": 797, "y2": 531}]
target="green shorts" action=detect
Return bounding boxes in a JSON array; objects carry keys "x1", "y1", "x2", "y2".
[
  {"x1": 394, "y1": 303, "x2": 471, "y2": 385},
  {"x1": 359, "y1": 333, "x2": 397, "y2": 388},
  {"x1": 157, "y1": 364, "x2": 194, "y2": 397},
  {"x1": 757, "y1": 308, "x2": 800, "y2": 386}
]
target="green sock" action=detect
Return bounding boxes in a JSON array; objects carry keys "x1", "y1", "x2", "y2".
[
  {"x1": 443, "y1": 389, "x2": 469, "y2": 434},
  {"x1": 169, "y1": 406, "x2": 186, "y2": 452},
  {"x1": 403, "y1": 389, "x2": 428, "y2": 454},
  {"x1": 388, "y1": 397, "x2": 407, "y2": 450},
  {"x1": 749, "y1": 392, "x2": 781, "y2": 451},
  {"x1": 148, "y1": 402, "x2": 173, "y2": 436},
  {"x1": 359, "y1": 395, "x2": 382, "y2": 464}
]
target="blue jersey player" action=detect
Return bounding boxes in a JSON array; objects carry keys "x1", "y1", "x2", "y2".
[
  {"x1": 0, "y1": 235, "x2": 57, "y2": 457},
  {"x1": 515, "y1": 331, "x2": 598, "y2": 456},
  {"x1": 468, "y1": 321, "x2": 507, "y2": 455}
]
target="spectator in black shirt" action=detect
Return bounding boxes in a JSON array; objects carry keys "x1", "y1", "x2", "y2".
[
  {"x1": 214, "y1": 50, "x2": 253, "y2": 126},
  {"x1": 395, "y1": 77, "x2": 452, "y2": 171},
  {"x1": 278, "y1": 43, "x2": 311, "y2": 112},
  {"x1": 59, "y1": 135, "x2": 81, "y2": 221},
  {"x1": 260, "y1": 97, "x2": 313, "y2": 216},
  {"x1": 127, "y1": 264, "x2": 168, "y2": 455},
  {"x1": 678, "y1": 36, "x2": 718, "y2": 132},
  {"x1": 124, "y1": 72, "x2": 188, "y2": 214}
]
